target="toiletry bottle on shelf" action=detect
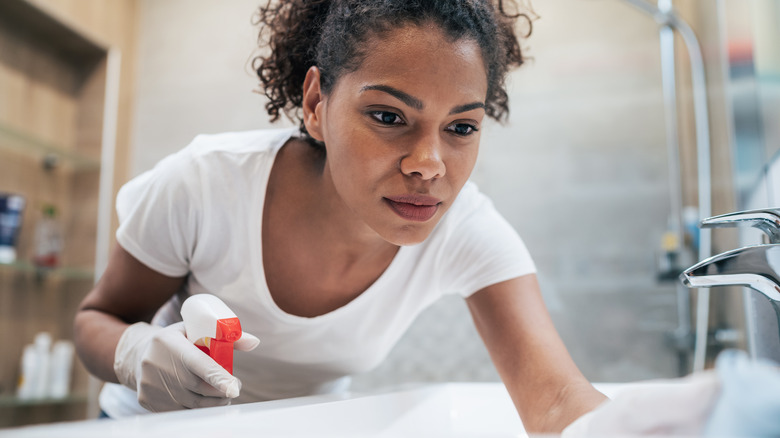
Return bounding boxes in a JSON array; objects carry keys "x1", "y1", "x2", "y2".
[
  {"x1": 0, "y1": 193, "x2": 26, "y2": 264},
  {"x1": 48, "y1": 340, "x2": 74, "y2": 399},
  {"x1": 17, "y1": 332, "x2": 53, "y2": 400},
  {"x1": 32, "y1": 204, "x2": 62, "y2": 268},
  {"x1": 31, "y1": 332, "x2": 52, "y2": 399},
  {"x1": 656, "y1": 229, "x2": 680, "y2": 281},
  {"x1": 683, "y1": 206, "x2": 700, "y2": 253},
  {"x1": 16, "y1": 344, "x2": 37, "y2": 400}
]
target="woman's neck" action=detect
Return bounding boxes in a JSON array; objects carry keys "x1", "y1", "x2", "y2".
[
  {"x1": 262, "y1": 138, "x2": 399, "y2": 316},
  {"x1": 271, "y1": 138, "x2": 397, "y2": 265}
]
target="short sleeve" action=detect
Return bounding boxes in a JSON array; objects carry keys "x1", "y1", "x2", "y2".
[
  {"x1": 438, "y1": 186, "x2": 536, "y2": 297},
  {"x1": 115, "y1": 151, "x2": 200, "y2": 278}
]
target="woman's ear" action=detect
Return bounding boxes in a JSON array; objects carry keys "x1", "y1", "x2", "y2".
[{"x1": 302, "y1": 66, "x2": 326, "y2": 142}]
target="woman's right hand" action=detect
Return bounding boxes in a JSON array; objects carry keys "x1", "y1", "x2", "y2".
[{"x1": 113, "y1": 321, "x2": 260, "y2": 412}]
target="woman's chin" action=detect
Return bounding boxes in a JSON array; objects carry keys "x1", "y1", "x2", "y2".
[{"x1": 380, "y1": 224, "x2": 436, "y2": 247}]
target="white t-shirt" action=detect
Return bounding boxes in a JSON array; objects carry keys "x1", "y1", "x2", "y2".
[{"x1": 100, "y1": 127, "x2": 536, "y2": 417}]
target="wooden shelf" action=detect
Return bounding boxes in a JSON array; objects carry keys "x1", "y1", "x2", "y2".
[
  {"x1": 0, "y1": 0, "x2": 123, "y2": 427},
  {"x1": 0, "y1": 0, "x2": 105, "y2": 67},
  {"x1": 0, "y1": 123, "x2": 101, "y2": 172},
  {"x1": 0, "y1": 260, "x2": 94, "y2": 282},
  {"x1": 0, "y1": 394, "x2": 87, "y2": 408}
]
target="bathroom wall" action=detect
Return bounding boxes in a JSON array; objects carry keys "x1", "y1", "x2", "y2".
[
  {"x1": 27, "y1": 0, "x2": 140, "y2": 245},
  {"x1": 130, "y1": 0, "x2": 272, "y2": 175},
  {"x1": 128, "y1": 0, "x2": 731, "y2": 387}
]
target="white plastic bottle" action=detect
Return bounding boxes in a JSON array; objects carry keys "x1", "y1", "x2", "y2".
[
  {"x1": 16, "y1": 344, "x2": 37, "y2": 400},
  {"x1": 31, "y1": 332, "x2": 52, "y2": 399},
  {"x1": 48, "y1": 340, "x2": 74, "y2": 399}
]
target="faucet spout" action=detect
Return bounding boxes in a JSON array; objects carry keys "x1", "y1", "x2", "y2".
[
  {"x1": 700, "y1": 208, "x2": 780, "y2": 243},
  {"x1": 680, "y1": 244, "x2": 780, "y2": 302}
]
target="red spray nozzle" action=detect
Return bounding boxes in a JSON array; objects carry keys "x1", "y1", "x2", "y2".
[{"x1": 181, "y1": 295, "x2": 243, "y2": 374}]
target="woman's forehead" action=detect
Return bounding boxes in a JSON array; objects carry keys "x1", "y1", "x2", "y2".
[
  {"x1": 348, "y1": 24, "x2": 488, "y2": 93},
  {"x1": 362, "y1": 21, "x2": 484, "y2": 61}
]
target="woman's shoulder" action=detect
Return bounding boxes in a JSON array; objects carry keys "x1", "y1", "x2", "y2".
[
  {"x1": 437, "y1": 181, "x2": 494, "y2": 229},
  {"x1": 120, "y1": 127, "x2": 299, "y2": 203},
  {"x1": 183, "y1": 127, "x2": 299, "y2": 159},
  {"x1": 142, "y1": 127, "x2": 299, "y2": 182},
  {"x1": 427, "y1": 181, "x2": 524, "y2": 252},
  {"x1": 423, "y1": 181, "x2": 536, "y2": 297}
]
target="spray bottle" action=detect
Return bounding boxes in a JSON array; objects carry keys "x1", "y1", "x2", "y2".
[
  {"x1": 32, "y1": 204, "x2": 63, "y2": 268},
  {"x1": 180, "y1": 294, "x2": 242, "y2": 374}
]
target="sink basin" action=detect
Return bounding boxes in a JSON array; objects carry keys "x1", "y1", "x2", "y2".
[{"x1": 5, "y1": 382, "x2": 631, "y2": 437}]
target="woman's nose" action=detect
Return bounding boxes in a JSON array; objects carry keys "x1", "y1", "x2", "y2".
[{"x1": 399, "y1": 133, "x2": 446, "y2": 180}]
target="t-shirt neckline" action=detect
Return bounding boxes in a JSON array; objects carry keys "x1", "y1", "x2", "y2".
[{"x1": 254, "y1": 128, "x2": 407, "y2": 325}]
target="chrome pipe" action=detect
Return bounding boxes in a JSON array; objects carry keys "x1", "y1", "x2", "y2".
[{"x1": 620, "y1": 0, "x2": 714, "y2": 372}]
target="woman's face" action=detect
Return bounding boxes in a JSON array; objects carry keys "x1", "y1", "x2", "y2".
[{"x1": 306, "y1": 23, "x2": 488, "y2": 246}]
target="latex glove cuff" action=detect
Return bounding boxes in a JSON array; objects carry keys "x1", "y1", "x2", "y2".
[{"x1": 113, "y1": 321, "x2": 160, "y2": 391}]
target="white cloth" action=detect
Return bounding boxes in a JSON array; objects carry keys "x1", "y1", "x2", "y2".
[
  {"x1": 100, "y1": 127, "x2": 536, "y2": 418},
  {"x1": 562, "y1": 349, "x2": 780, "y2": 436},
  {"x1": 562, "y1": 372, "x2": 720, "y2": 436},
  {"x1": 703, "y1": 350, "x2": 780, "y2": 436}
]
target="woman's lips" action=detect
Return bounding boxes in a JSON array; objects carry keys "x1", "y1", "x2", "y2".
[{"x1": 384, "y1": 195, "x2": 442, "y2": 222}]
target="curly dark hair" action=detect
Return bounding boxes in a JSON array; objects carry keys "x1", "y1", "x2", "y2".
[{"x1": 252, "y1": 0, "x2": 533, "y2": 142}]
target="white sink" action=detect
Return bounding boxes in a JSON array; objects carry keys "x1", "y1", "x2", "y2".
[{"x1": 4, "y1": 382, "x2": 630, "y2": 437}]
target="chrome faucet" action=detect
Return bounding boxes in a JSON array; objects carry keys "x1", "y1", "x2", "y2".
[
  {"x1": 681, "y1": 244, "x2": 780, "y2": 302},
  {"x1": 696, "y1": 209, "x2": 780, "y2": 243},
  {"x1": 680, "y1": 208, "x2": 780, "y2": 334}
]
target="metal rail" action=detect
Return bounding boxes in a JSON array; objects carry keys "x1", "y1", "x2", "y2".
[{"x1": 620, "y1": 0, "x2": 713, "y2": 373}]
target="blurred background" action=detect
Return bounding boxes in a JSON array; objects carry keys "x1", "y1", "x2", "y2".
[{"x1": 1, "y1": 0, "x2": 779, "y2": 428}]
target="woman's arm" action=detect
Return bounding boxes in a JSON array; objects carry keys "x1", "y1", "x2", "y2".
[
  {"x1": 466, "y1": 274, "x2": 607, "y2": 433},
  {"x1": 73, "y1": 243, "x2": 186, "y2": 383}
]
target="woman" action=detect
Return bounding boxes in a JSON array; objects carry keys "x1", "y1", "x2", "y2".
[{"x1": 74, "y1": 0, "x2": 606, "y2": 432}]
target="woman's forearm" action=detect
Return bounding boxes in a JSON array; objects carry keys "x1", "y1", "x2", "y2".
[
  {"x1": 73, "y1": 309, "x2": 130, "y2": 384},
  {"x1": 539, "y1": 381, "x2": 608, "y2": 433}
]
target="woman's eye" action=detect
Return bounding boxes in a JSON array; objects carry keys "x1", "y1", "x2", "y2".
[
  {"x1": 447, "y1": 123, "x2": 479, "y2": 136},
  {"x1": 370, "y1": 111, "x2": 404, "y2": 125}
]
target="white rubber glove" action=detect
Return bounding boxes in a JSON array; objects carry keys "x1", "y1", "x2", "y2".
[
  {"x1": 113, "y1": 321, "x2": 260, "y2": 412},
  {"x1": 562, "y1": 371, "x2": 720, "y2": 437}
]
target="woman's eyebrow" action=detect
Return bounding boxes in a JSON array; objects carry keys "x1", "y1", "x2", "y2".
[
  {"x1": 360, "y1": 84, "x2": 423, "y2": 110},
  {"x1": 360, "y1": 84, "x2": 485, "y2": 115},
  {"x1": 449, "y1": 102, "x2": 485, "y2": 115}
]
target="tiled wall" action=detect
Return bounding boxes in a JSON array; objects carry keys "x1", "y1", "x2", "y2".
[
  {"x1": 131, "y1": 0, "x2": 698, "y2": 389},
  {"x1": 469, "y1": 0, "x2": 684, "y2": 383}
]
